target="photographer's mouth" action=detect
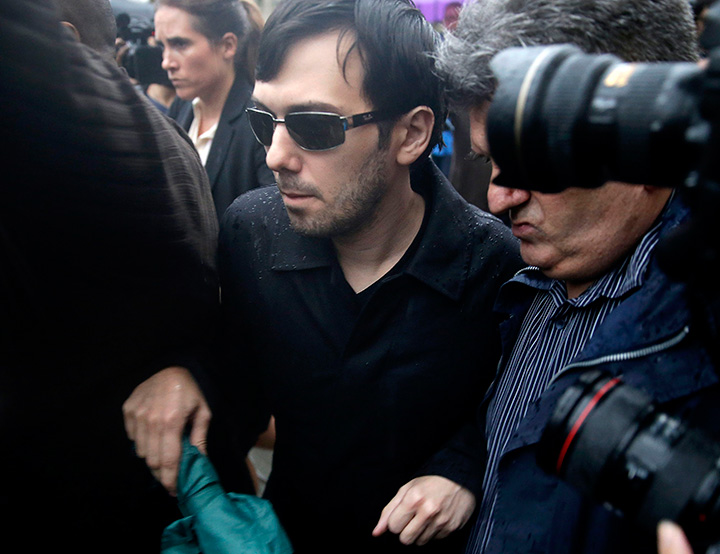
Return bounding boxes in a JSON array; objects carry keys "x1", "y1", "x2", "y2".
[{"x1": 511, "y1": 222, "x2": 535, "y2": 239}]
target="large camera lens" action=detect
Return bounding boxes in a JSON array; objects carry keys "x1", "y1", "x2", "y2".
[
  {"x1": 538, "y1": 370, "x2": 720, "y2": 550},
  {"x1": 487, "y1": 44, "x2": 704, "y2": 192}
]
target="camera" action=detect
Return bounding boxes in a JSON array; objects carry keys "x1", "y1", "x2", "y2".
[
  {"x1": 486, "y1": 43, "x2": 706, "y2": 193},
  {"x1": 116, "y1": 13, "x2": 171, "y2": 87},
  {"x1": 538, "y1": 371, "x2": 720, "y2": 551}
]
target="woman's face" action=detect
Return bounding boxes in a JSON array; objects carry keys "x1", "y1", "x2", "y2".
[{"x1": 154, "y1": 5, "x2": 235, "y2": 102}]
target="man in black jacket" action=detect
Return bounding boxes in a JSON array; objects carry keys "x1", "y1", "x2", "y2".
[
  {"x1": 0, "y1": 0, "x2": 219, "y2": 550},
  {"x1": 124, "y1": 0, "x2": 521, "y2": 552}
]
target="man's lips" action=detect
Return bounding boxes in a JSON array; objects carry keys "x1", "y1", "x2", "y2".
[
  {"x1": 279, "y1": 189, "x2": 317, "y2": 206},
  {"x1": 511, "y1": 221, "x2": 535, "y2": 239},
  {"x1": 280, "y1": 190, "x2": 313, "y2": 198}
]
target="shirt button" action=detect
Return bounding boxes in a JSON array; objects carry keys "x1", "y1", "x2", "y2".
[{"x1": 555, "y1": 318, "x2": 567, "y2": 330}]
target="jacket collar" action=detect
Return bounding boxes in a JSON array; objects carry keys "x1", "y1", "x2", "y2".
[
  {"x1": 204, "y1": 77, "x2": 254, "y2": 187},
  {"x1": 270, "y1": 158, "x2": 477, "y2": 300}
]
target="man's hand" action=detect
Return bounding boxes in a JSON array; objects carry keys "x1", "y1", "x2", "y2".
[
  {"x1": 123, "y1": 366, "x2": 211, "y2": 496},
  {"x1": 372, "y1": 475, "x2": 476, "y2": 546},
  {"x1": 658, "y1": 521, "x2": 693, "y2": 554}
]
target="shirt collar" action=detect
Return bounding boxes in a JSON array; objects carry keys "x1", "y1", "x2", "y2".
[
  {"x1": 189, "y1": 98, "x2": 218, "y2": 141},
  {"x1": 270, "y1": 158, "x2": 479, "y2": 300}
]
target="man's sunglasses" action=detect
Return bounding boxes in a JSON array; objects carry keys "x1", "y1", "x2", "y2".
[{"x1": 246, "y1": 107, "x2": 393, "y2": 151}]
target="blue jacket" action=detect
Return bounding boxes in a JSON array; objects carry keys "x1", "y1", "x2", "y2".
[{"x1": 483, "y1": 198, "x2": 720, "y2": 553}]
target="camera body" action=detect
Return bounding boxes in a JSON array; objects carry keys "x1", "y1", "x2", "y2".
[{"x1": 116, "y1": 15, "x2": 171, "y2": 87}]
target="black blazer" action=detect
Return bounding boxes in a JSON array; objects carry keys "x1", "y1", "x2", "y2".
[{"x1": 169, "y1": 76, "x2": 275, "y2": 220}]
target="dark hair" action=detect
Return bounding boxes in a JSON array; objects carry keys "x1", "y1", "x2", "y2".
[
  {"x1": 256, "y1": 0, "x2": 446, "y2": 159},
  {"x1": 156, "y1": 0, "x2": 260, "y2": 83},
  {"x1": 435, "y1": 0, "x2": 700, "y2": 108},
  {"x1": 56, "y1": 0, "x2": 117, "y2": 60}
]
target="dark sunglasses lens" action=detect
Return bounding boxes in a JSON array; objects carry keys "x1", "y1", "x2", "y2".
[
  {"x1": 247, "y1": 109, "x2": 274, "y2": 146},
  {"x1": 286, "y1": 113, "x2": 345, "y2": 151}
]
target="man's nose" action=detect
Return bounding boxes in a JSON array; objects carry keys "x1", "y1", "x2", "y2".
[
  {"x1": 264, "y1": 124, "x2": 302, "y2": 174},
  {"x1": 487, "y1": 184, "x2": 531, "y2": 216}
]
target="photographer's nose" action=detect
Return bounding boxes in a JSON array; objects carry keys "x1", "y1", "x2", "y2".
[{"x1": 487, "y1": 184, "x2": 531, "y2": 216}]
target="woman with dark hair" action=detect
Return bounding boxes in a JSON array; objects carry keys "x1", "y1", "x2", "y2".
[{"x1": 156, "y1": 0, "x2": 273, "y2": 220}]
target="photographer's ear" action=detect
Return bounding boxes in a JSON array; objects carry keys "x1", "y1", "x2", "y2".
[
  {"x1": 394, "y1": 106, "x2": 435, "y2": 166},
  {"x1": 60, "y1": 21, "x2": 81, "y2": 43}
]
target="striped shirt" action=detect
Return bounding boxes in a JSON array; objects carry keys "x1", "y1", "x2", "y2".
[{"x1": 467, "y1": 217, "x2": 664, "y2": 554}]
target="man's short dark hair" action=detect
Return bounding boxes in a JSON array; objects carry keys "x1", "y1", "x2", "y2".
[
  {"x1": 256, "y1": 0, "x2": 446, "y2": 159},
  {"x1": 436, "y1": 0, "x2": 699, "y2": 109},
  {"x1": 55, "y1": 0, "x2": 116, "y2": 60}
]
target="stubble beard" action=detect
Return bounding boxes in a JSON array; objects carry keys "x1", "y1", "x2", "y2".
[{"x1": 281, "y1": 150, "x2": 389, "y2": 238}]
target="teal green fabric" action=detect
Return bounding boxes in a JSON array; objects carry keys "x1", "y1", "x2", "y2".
[{"x1": 161, "y1": 439, "x2": 293, "y2": 554}]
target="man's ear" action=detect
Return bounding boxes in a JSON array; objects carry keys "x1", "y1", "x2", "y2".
[
  {"x1": 221, "y1": 32, "x2": 238, "y2": 61},
  {"x1": 60, "y1": 21, "x2": 81, "y2": 42},
  {"x1": 394, "y1": 106, "x2": 435, "y2": 166}
]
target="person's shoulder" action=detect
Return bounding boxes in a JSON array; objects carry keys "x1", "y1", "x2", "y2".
[
  {"x1": 431, "y1": 171, "x2": 514, "y2": 243},
  {"x1": 455, "y1": 203, "x2": 523, "y2": 280},
  {"x1": 221, "y1": 184, "x2": 283, "y2": 231},
  {"x1": 459, "y1": 201, "x2": 518, "y2": 251}
]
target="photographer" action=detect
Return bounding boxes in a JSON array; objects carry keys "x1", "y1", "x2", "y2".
[{"x1": 434, "y1": 1, "x2": 719, "y2": 553}]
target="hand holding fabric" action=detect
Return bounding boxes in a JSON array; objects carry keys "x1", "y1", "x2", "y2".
[
  {"x1": 123, "y1": 366, "x2": 212, "y2": 495},
  {"x1": 372, "y1": 475, "x2": 476, "y2": 545},
  {"x1": 162, "y1": 438, "x2": 293, "y2": 554}
]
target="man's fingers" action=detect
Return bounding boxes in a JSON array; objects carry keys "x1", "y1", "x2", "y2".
[
  {"x1": 374, "y1": 476, "x2": 476, "y2": 545},
  {"x1": 658, "y1": 521, "x2": 693, "y2": 554},
  {"x1": 132, "y1": 406, "x2": 151, "y2": 459},
  {"x1": 415, "y1": 511, "x2": 451, "y2": 545},
  {"x1": 373, "y1": 486, "x2": 407, "y2": 536},
  {"x1": 158, "y1": 423, "x2": 183, "y2": 494},
  {"x1": 398, "y1": 495, "x2": 445, "y2": 545},
  {"x1": 157, "y1": 464, "x2": 179, "y2": 497},
  {"x1": 188, "y1": 405, "x2": 212, "y2": 454},
  {"x1": 122, "y1": 368, "x2": 212, "y2": 495},
  {"x1": 122, "y1": 399, "x2": 137, "y2": 442},
  {"x1": 386, "y1": 507, "x2": 416, "y2": 537},
  {"x1": 397, "y1": 511, "x2": 434, "y2": 545}
]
